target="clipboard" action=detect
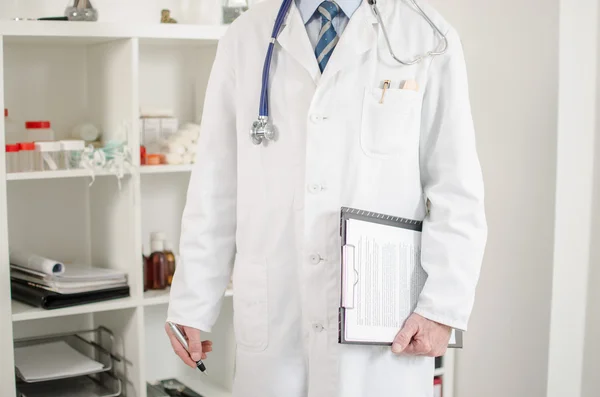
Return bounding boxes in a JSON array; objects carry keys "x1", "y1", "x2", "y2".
[{"x1": 339, "y1": 207, "x2": 463, "y2": 348}]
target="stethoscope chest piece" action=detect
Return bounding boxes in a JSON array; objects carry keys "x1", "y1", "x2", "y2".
[{"x1": 250, "y1": 116, "x2": 276, "y2": 145}]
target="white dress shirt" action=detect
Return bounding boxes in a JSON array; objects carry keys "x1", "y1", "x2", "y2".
[{"x1": 295, "y1": 0, "x2": 362, "y2": 49}]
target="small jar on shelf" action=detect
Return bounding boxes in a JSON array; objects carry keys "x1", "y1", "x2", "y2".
[
  {"x1": 18, "y1": 142, "x2": 36, "y2": 172},
  {"x1": 4, "y1": 109, "x2": 21, "y2": 144},
  {"x1": 25, "y1": 121, "x2": 54, "y2": 142},
  {"x1": 60, "y1": 140, "x2": 85, "y2": 169},
  {"x1": 35, "y1": 141, "x2": 62, "y2": 171},
  {"x1": 5, "y1": 144, "x2": 19, "y2": 173}
]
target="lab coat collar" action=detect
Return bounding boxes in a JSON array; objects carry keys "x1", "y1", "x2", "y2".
[
  {"x1": 277, "y1": 2, "x2": 321, "y2": 84},
  {"x1": 277, "y1": 0, "x2": 377, "y2": 84}
]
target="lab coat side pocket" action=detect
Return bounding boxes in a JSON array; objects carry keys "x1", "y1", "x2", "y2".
[
  {"x1": 232, "y1": 255, "x2": 269, "y2": 351},
  {"x1": 359, "y1": 87, "x2": 421, "y2": 158}
]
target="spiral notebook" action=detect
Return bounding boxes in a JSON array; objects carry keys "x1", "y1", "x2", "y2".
[{"x1": 339, "y1": 207, "x2": 463, "y2": 347}]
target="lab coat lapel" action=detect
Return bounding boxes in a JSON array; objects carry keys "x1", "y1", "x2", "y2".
[
  {"x1": 277, "y1": 3, "x2": 321, "y2": 85},
  {"x1": 320, "y1": 0, "x2": 378, "y2": 83}
]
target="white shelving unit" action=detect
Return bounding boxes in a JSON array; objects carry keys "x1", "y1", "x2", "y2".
[
  {"x1": 0, "y1": 21, "x2": 456, "y2": 397},
  {"x1": 0, "y1": 22, "x2": 232, "y2": 397}
]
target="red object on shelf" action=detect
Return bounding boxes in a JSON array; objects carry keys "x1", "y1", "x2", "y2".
[
  {"x1": 5, "y1": 144, "x2": 19, "y2": 152},
  {"x1": 146, "y1": 154, "x2": 163, "y2": 166},
  {"x1": 18, "y1": 142, "x2": 35, "y2": 151},
  {"x1": 140, "y1": 145, "x2": 147, "y2": 165},
  {"x1": 434, "y1": 377, "x2": 442, "y2": 397},
  {"x1": 25, "y1": 121, "x2": 51, "y2": 129},
  {"x1": 4, "y1": 109, "x2": 8, "y2": 117}
]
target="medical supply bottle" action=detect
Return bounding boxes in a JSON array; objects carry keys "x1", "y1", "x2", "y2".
[
  {"x1": 26, "y1": 121, "x2": 54, "y2": 142},
  {"x1": 143, "y1": 247, "x2": 149, "y2": 292},
  {"x1": 149, "y1": 240, "x2": 167, "y2": 290},
  {"x1": 5, "y1": 144, "x2": 19, "y2": 173},
  {"x1": 164, "y1": 241, "x2": 176, "y2": 286},
  {"x1": 4, "y1": 109, "x2": 20, "y2": 144},
  {"x1": 18, "y1": 142, "x2": 35, "y2": 172}
]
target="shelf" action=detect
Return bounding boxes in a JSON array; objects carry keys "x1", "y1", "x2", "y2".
[
  {"x1": 0, "y1": 21, "x2": 228, "y2": 44},
  {"x1": 434, "y1": 368, "x2": 444, "y2": 377},
  {"x1": 144, "y1": 288, "x2": 233, "y2": 307},
  {"x1": 7, "y1": 169, "x2": 131, "y2": 181},
  {"x1": 11, "y1": 297, "x2": 138, "y2": 322},
  {"x1": 140, "y1": 165, "x2": 194, "y2": 174}
]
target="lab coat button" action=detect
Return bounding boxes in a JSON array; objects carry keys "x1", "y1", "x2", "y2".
[
  {"x1": 312, "y1": 323, "x2": 324, "y2": 332},
  {"x1": 309, "y1": 254, "x2": 322, "y2": 264},
  {"x1": 310, "y1": 114, "x2": 324, "y2": 123},
  {"x1": 308, "y1": 184, "x2": 323, "y2": 194}
]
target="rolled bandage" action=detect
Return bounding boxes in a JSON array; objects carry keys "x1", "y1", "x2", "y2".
[
  {"x1": 165, "y1": 153, "x2": 184, "y2": 165},
  {"x1": 167, "y1": 142, "x2": 186, "y2": 155}
]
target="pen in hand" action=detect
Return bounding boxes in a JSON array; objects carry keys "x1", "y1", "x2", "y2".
[{"x1": 167, "y1": 321, "x2": 208, "y2": 375}]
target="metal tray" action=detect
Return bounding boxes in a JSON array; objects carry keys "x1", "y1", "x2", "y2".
[
  {"x1": 14, "y1": 327, "x2": 119, "y2": 383},
  {"x1": 17, "y1": 372, "x2": 122, "y2": 397}
]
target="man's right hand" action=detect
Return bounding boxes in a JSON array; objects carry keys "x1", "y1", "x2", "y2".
[{"x1": 165, "y1": 323, "x2": 213, "y2": 368}]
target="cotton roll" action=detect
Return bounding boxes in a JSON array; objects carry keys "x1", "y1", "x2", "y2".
[
  {"x1": 167, "y1": 142, "x2": 186, "y2": 155},
  {"x1": 165, "y1": 153, "x2": 184, "y2": 165},
  {"x1": 182, "y1": 154, "x2": 193, "y2": 164}
]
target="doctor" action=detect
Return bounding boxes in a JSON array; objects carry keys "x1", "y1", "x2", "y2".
[{"x1": 166, "y1": 0, "x2": 487, "y2": 395}]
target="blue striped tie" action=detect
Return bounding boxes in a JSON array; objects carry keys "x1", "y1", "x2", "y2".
[{"x1": 315, "y1": 1, "x2": 341, "y2": 72}]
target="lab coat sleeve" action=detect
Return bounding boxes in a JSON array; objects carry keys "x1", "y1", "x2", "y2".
[
  {"x1": 414, "y1": 28, "x2": 487, "y2": 331},
  {"x1": 166, "y1": 31, "x2": 237, "y2": 333}
]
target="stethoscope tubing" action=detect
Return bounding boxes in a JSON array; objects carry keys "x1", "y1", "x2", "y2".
[{"x1": 260, "y1": 0, "x2": 294, "y2": 117}]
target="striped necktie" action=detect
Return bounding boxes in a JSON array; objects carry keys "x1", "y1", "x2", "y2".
[{"x1": 315, "y1": 1, "x2": 341, "y2": 72}]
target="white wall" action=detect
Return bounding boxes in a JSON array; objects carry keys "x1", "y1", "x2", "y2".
[
  {"x1": 582, "y1": 5, "x2": 600, "y2": 394},
  {"x1": 547, "y1": 1, "x2": 598, "y2": 396},
  {"x1": 427, "y1": 1, "x2": 559, "y2": 396}
]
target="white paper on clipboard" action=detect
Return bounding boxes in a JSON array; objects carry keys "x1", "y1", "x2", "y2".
[{"x1": 338, "y1": 207, "x2": 464, "y2": 347}]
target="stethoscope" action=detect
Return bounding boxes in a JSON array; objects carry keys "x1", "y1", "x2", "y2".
[{"x1": 250, "y1": 0, "x2": 449, "y2": 145}]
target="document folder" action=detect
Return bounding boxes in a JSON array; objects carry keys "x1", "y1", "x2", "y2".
[{"x1": 339, "y1": 207, "x2": 463, "y2": 348}]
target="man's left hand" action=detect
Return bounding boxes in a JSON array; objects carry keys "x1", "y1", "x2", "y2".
[{"x1": 391, "y1": 313, "x2": 452, "y2": 357}]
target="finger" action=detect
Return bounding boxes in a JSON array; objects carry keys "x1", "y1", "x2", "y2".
[
  {"x1": 202, "y1": 342, "x2": 213, "y2": 353},
  {"x1": 165, "y1": 325, "x2": 196, "y2": 368},
  {"x1": 183, "y1": 326, "x2": 203, "y2": 361},
  {"x1": 392, "y1": 320, "x2": 419, "y2": 354},
  {"x1": 407, "y1": 338, "x2": 432, "y2": 356}
]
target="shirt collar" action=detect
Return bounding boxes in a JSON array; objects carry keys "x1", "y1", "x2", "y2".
[{"x1": 295, "y1": 0, "x2": 362, "y2": 24}]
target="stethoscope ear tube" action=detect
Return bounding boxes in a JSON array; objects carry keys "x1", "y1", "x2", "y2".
[{"x1": 259, "y1": 0, "x2": 294, "y2": 118}]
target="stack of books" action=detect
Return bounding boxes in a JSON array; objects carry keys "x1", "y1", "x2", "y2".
[{"x1": 10, "y1": 252, "x2": 130, "y2": 310}]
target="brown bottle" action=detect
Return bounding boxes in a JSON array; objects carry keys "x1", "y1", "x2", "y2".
[
  {"x1": 164, "y1": 241, "x2": 176, "y2": 286},
  {"x1": 149, "y1": 240, "x2": 167, "y2": 290},
  {"x1": 143, "y1": 247, "x2": 150, "y2": 292}
]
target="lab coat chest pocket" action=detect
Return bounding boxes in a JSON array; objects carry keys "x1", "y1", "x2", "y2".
[
  {"x1": 360, "y1": 87, "x2": 422, "y2": 158},
  {"x1": 232, "y1": 255, "x2": 268, "y2": 351}
]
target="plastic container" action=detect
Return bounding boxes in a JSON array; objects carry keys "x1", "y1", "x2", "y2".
[
  {"x1": 60, "y1": 140, "x2": 85, "y2": 169},
  {"x1": 26, "y1": 121, "x2": 54, "y2": 142},
  {"x1": 18, "y1": 142, "x2": 36, "y2": 172},
  {"x1": 5, "y1": 144, "x2": 19, "y2": 173},
  {"x1": 146, "y1": 154, "x2": 162, "y2": 165},
  {"x1": 35, "y1": 141, "x2": 62, "y2": 171},
  {"x1": 4, "y1": 109, "x2": 21, "y2": 144}
]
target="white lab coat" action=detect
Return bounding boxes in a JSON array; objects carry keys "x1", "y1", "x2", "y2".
[{"x1": 167, "y1": 0, "x2": 487, "y2": 396}]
